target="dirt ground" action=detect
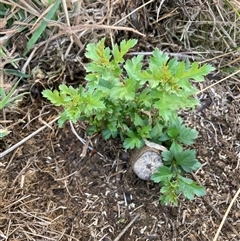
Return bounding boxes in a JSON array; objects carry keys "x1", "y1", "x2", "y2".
[{"x1": 1, "y1": 1, "x2": 240, "y2": 241}]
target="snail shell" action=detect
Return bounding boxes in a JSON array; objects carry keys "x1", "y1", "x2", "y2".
[{"x1": 130, "y1": 146, "x2": 163, "y2": 180}]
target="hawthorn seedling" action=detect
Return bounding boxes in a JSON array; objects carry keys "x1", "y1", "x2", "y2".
[{"x1": 42, "y1": 38, "x2": 214, "y2": 205}]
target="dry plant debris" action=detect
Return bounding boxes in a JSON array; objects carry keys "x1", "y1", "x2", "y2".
[{"x1": 0, "y1": 0, "x2": 240, "y2": 240}]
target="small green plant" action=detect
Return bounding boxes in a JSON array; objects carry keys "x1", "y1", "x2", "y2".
[
  {"x1": 151, "y1": 116, "x2": 205, "y2": 206},
  {"x1": 42, "y1": 38, "x2": 214, "y2": 205}
]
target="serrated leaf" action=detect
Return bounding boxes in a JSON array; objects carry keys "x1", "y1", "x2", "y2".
[
  {"x1": 110, "y1": 79, "x2": 136, "y2": 101},
  {"x1": 124, "y1": 55, "x2": 144, "y2": 80},
  {"x1": 150, "y1": 49, "x2": 169, "y2": 68},
  {"x1": 59, "y1": 84, "x2": 79, "y2": 96},
  {"x1": 112, "y1": 39, "x2": 137, "y2": 63},
  {"x1": 120, "y1": 39, "x2": 138, "y2": 54},
  {"x1": 159, "y1": 182, "x2": 178, "y2": 206},
  {"x1": 133, "y1": 113, "x2": 146, "y2": 126},
  {"x1": 151, "y1": 166, "x2": 173, "y2": 183},
  {"x1": 178, "y1": 126, "x2": 198, "y2": 145},
  {"x1": 83, "y1": 91, "x2": 105, "y2": 115},
  {"x1": 175, "y1": 149, "x2": 198, "y2": 172},
  {"x1": 179, "y1": 62, "x2": 215, "y2": 82},
  {"x1": 137, "y1": 124, "x2": 151, "y2": 136},
  {"x1": 102, "y1": 128, "x2": 118, "y2": 139},
  {"x1": 137, "y1": 88, "x2": 152, "y2": 107},
  {"x1": 153, "y1": 92, "x2": 183, "y2": 120},
  {"x1": 85, "y1": 38, "x2": 111, "y2": 65},
  {"x1": 42, "y1": 89, "x2": 65, "y2": 106},
  {"x1": 167, "y1": 127, "x2": 179, "y2": 138},
  {"x1": 158, "y1": 133, "x2": 170, "y2": 142},
  {"x1": 178, "y1": 176, "x2": 206, "y2": 200},
  {"x1": 161, "y1": 149, "x2": 174, "y2": 163},
  {"x1": 150, "y1": 122, "x2": 164, "y2": 139},
  {"x1": 170, "y1": 142, "x2": 183, "y2": 153},
  {"x1": 123, "y1": 131, "x2": 143, "y2": 149},
  {"x1": 160, "y1": 192, "x2": 178, "y2": 206},
  {"x1": 85, "y1": 42, "x2": 99, "y2": 61},
  {"x1": 58, "y1": 112, "x2": 69, "y2": 127}
]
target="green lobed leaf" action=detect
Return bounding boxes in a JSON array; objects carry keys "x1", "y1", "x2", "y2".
[
  {"x1": 58, "y1": 112, "x2": 69, "y2": 127},
  {"x1": 170, "y1": 141, "x2": 183, "y2": 153},
  {"x1": 151, "y1": 166, "x2": 173, "y2": 183},
  {"x1": 178, "y1": 126, "x2": 198, "y2": 145},
  {"x1": 162, "y1": 116, "x2": 198, "y2": 145},
  {"x1": 133, "y1": 113, "x2": 146, "y2": 126},
  {"x1": 84, "y1": 90, "x2": 105, "y2": 112},
  {"x1": 124, "y1": 55, "x2": 144, "y2": 80},
  {"x1": 150, "y1": 49, "x2": 170, "y2": 68},
  {"x1": 123, "y1": 131, "x2": 143, "y2": 149},
  {"x1": 85, "y1": 38, "x2": 111, "y2": 64},
  {"x1": 42, "y1": 89, "x2": 65, "y2": 106},
  {"x1": 167, "y1": 127, "x2": 179, "y2": 138},
  {"x1": 137, "y1": 88, "x2": 152, "y2": 107},
  {"x1": 112, "y1": 39, "x2": 137, "y2": 63},
  {"x1": 120, "y1": 39, "x2": 138, "y2": 56},
  {"x1": 175, "y1": 149, "x2": 198, "y2": 172},
  {"x1": 161, "y1": 142, "x2": 181, "y2": 165},
  {"x1": 110, "y1": 79, "x2": 137, "y2": 101},
  {"x1": 160, "y1": 192, "x2": 178, "y2": 206},
  {"x1": 178, "y1": 176, "x2": 206, "y2": 200},
  {"x1": 137, "y1": 125, "x2": 151, "y2": 139},
  {"x1": 161, "y1": 149, "x2": 174, "y2": 163},
  {"x1": 159, "y1": 181, "x2": 178, "y2": 206},
  {"x1": 102, "y1": 128, "x2": 118, "y2": 139},
  {"x1": 59, "y1": 84, "x2": 79, "y2": 96},
  {"x1": 150, "y1": 121, "x2": 164, "y2": 140},
  {"x1": 153, "y1": 91, "x2": 187, "y2": 121},
  {"x1": 178, "y1": 62, "x2": 215, "y2": 82}
]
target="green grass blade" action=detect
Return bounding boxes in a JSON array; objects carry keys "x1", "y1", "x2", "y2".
[
  {"x1": 0, "y1": 87, "x2": 6, "y2": 99},
  {"x1": 0, "y1": 129, "x2": 10, "y2": 138},
  {"x1": 24, "y1": 0, "x2": 61, "y2": 55},
  {"x1": 0, "y1": 79, "x2": 21, "y2": 109},
  {"x1": 4, "y1": 69, "x2": 31, "y2": 78},
  {"x1": 0, "y1": 47, "x2": 7, "y2": 58}
]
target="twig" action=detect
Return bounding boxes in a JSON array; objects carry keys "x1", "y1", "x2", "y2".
[
  {"x1": 113, "y1": 0, "x2": 155, "y2": 26},
  {"x1": 113, "y1": 214, "x2": 140, "y2": 241},
  {"x1": 0, "y1": 117, "x2": 59, "y2": 159},
  {"x1": 213, "y1": 187, "x2": 240, "y2": 241},
  {"x1": 192, "y1": 173, "x2": 240, "y2": 238},
  {"x1": 196, "y1": 69, "x2": 240, "y2": 94},
  {"x1": 69, "y1": 121, "x2": 105, "y2": 158}
]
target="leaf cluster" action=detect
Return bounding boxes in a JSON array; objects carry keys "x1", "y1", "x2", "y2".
[
  {"x1": 42, "y1": 38, "x2": 214, "y2": 150},
  {"x1": 42, "y1": 38, "x2": 213, "y2": 206},
  {"x1": 151, "y1": 138, "x2": 206, "y2": 206}
]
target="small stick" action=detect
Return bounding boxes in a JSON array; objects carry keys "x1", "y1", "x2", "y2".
[
  {"x1": 0, "y1": 117, "x2": 59, "y2": 159},
  {"x1": 69, "y1": 121, "x2": 105, "y2": 158},
  {"x1": 192, "y1": 173, "x2": 240, "y2": 238},
  {"x1": 113, "y1": 214, "x2": 140, "y2": 241},
  {"x1": 213, "y1": 187, "x2": 240, "y2": 241}
]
